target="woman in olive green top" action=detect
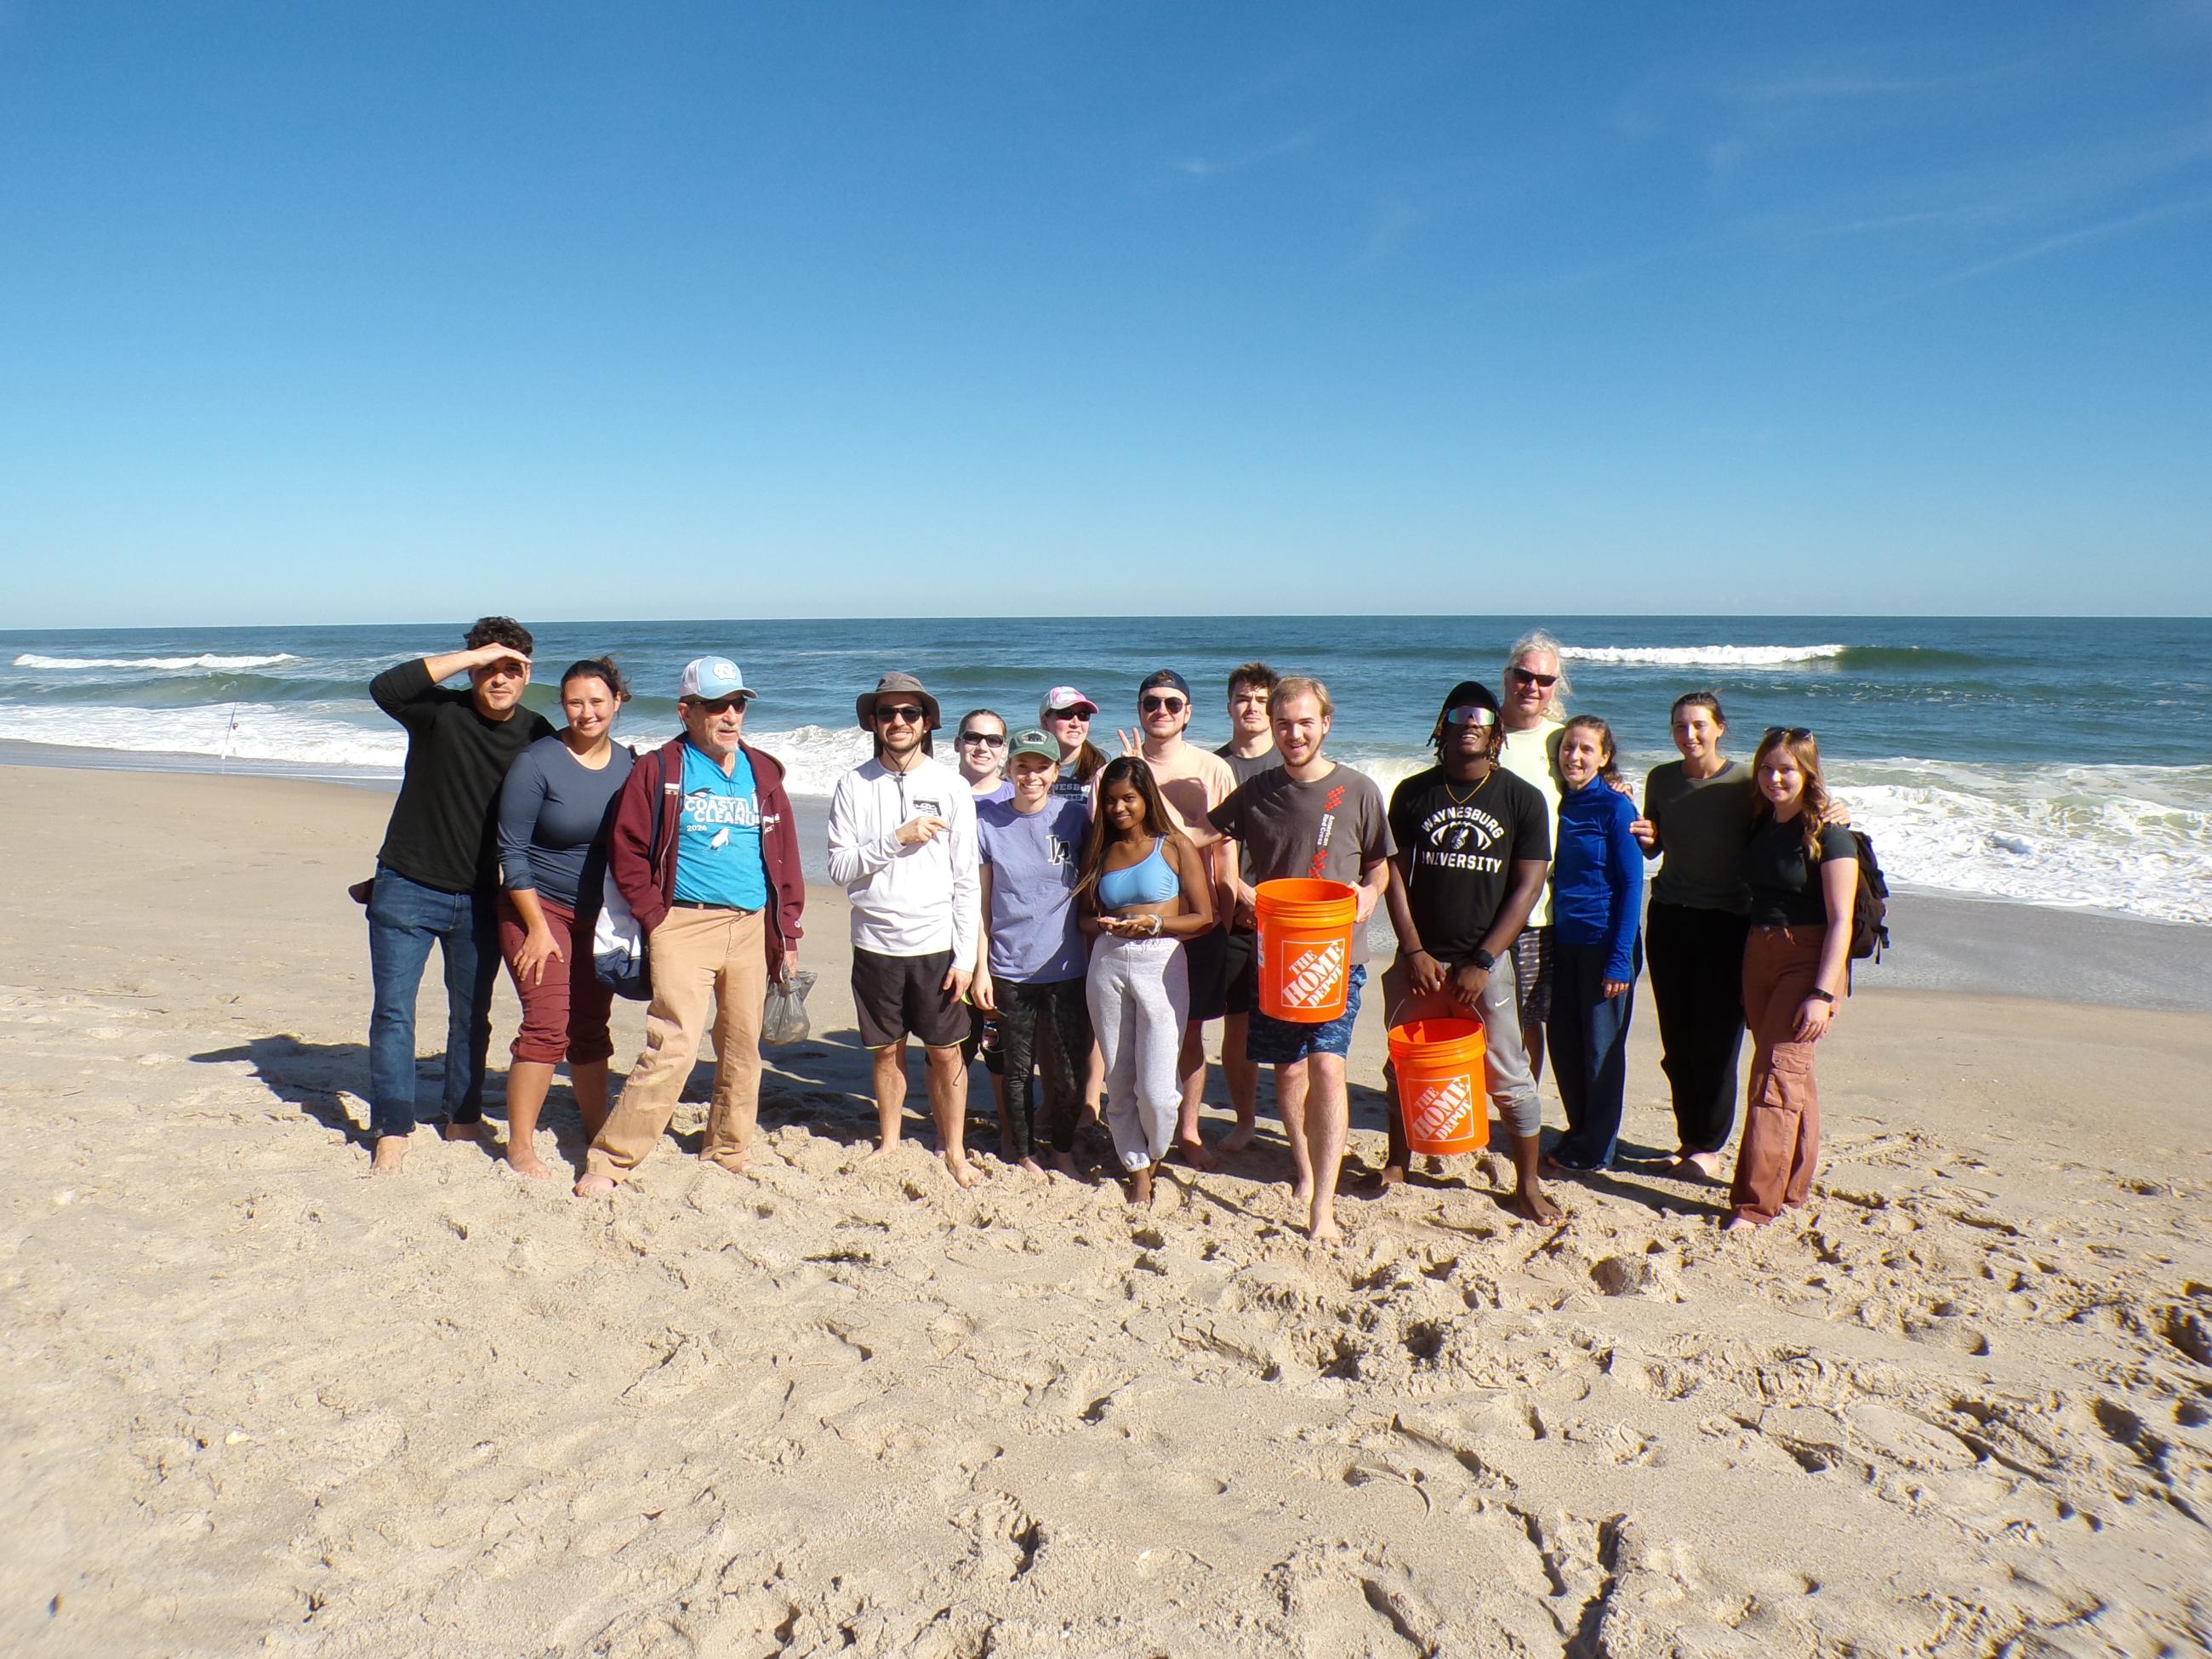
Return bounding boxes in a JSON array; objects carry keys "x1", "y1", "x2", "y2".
[{"x1": 1628, "y1": 692, "x2": 1755, "y2": 1177}]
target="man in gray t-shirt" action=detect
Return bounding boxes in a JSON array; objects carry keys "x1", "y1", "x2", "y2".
[
  {"x1": 1208, "y1": 676, "x2": 1393, "y2": 1245},
  {"x1": 1210, "y1": 661, "x2": 1280, "y2": 1150}
]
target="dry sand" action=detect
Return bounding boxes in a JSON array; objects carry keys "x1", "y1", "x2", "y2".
[{"x1": 3, "y1": 765, "x2": 2208, "y2": 1657}]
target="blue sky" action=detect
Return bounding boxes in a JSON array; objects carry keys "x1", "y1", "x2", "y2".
[{"x1": 2, "y1": 2, "x2": 2207, "y2": 624}]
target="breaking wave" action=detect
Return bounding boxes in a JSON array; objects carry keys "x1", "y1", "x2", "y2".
[{"x1": 14, "y1": 653, "x2": 301, "y2": 670}]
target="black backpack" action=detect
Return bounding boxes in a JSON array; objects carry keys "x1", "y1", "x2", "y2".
[{"x1": 1846, "y1": 830, "x2": 1890, "y2": 964}]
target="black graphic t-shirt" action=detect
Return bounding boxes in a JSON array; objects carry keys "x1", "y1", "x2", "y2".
[{"x1": 1387, "y1": 764, "x2": 1552, "y2": 961}]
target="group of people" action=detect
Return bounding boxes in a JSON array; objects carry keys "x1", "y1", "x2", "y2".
[{"x1": 361, "y1": 622, "x2": 1858, "y2": 1240}]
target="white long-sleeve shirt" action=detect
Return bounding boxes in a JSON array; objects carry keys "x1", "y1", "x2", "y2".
[{"x1": 825, "y1": 754, "x2": 979, "y2": 961}]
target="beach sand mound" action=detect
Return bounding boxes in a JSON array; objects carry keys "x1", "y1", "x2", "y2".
[{"x1": 2, "y1": 768, "x2": 2209, "y2": 1656}]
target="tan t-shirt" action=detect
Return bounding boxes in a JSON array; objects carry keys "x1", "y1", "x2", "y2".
[
  {"x1": 1105, "y1": 741, "x2": 1239, "y2": 901},
  {"x1": 1497, "y1": 721, "x2": 1563, "y2": 927}
]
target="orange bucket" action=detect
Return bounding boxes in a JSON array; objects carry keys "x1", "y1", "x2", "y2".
[
  {"x1": 1254, "y1": 878, "x2": 1359, "y2": 1023},
  {"x1": 1388, "y1": 1018, "x2": 1490, "y2": 1154}
]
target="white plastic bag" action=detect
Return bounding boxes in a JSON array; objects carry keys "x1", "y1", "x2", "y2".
[{"x1": 761, "y1": 970, "x2": 816, "y2": 1045}]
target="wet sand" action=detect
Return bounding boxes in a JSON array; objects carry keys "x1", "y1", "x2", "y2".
[{"x1": 3, "y1": 765, "x2": 2208, "y2": 1656}]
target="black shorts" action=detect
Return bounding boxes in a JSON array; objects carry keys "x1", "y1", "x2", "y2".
[
  {"x1": 852, "y1": 947, "x2": 969, "y2": 1050},
  {"x1": 1184, "y1": 925, "x2": 1229, "y2": 1023},
  {"x1": 1223, "y1": 928, "x2": 1258, "y2": 1018}
]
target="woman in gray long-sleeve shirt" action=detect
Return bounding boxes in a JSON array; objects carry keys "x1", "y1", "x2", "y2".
[{"x1": 494, "y1": 658, "x2": 636, "y2": 1177}]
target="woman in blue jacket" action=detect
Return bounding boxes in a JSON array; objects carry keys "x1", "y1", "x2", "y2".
[{"x1": 1544, "y1": 715, "x2": 1645, "y2": 1172}]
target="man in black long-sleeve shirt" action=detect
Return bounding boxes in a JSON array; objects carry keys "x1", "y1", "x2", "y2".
[{"x1": 365, "y1": 617, "x2": 556, "y2": 1172}]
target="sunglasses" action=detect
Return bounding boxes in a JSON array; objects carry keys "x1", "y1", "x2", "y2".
[
  {"x1": 876, "y1": 705, "x2": 926, "y2": 725},
  {"x1": 693, "y1": 697, "x2": 748, "y2": 715},
  {"x1": 1140, "y1": 694, "x2": 1187, "y2": 715},
  {"x1": 1762, "y1": 726, "x2": 1812, "y2": 743},
  {"x1": 1509, "y1": 667, "x2": 1559, "y2": 688},
  {"x1": 958, "y1": 731, "x2": 1006, "y2": 748},
  {"x1": 1046, "y1": 707, "x2": 1090, "y2": 721},
  {"x1": 1442, "y1": 705, "x2": 1497, "y2": 728}
]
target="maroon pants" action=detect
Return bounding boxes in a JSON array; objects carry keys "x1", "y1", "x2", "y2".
[
  {"x1": 499, "y1": 895, "x2": 617, "y2": 1066},
  {"x1": 1729, "y1": 924, "x2": 1827, "y2": 1225}
]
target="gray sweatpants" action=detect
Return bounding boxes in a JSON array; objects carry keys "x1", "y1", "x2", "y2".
[
  {"x1": 1381, "y1": 949, "x2": 1544, "y2": 1152},
  {"x1": 1087, "y1": 933, "x2": 1189, "y2": 1172}
]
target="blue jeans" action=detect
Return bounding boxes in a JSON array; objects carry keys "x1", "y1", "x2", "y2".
[
  {"x1": 366, "y1": 868, "x2": 500, "y2": 1140},
  {"x1": 1547, "y1": 937, "x2": 1641, "y2": 1170}
]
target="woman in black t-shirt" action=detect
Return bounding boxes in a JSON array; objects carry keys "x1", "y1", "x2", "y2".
[{"x1": 1726, "y1": 727, "x2": 1857, "y2": 1232}]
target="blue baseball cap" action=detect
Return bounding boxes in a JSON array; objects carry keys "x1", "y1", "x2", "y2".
[{"x1": 678, "y1": 657, "x2": 755, "y2": 701}]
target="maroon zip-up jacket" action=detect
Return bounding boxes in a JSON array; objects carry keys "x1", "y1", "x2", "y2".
[{"x1": 607, "y1": 735, "x2": 805, "y2": 978}]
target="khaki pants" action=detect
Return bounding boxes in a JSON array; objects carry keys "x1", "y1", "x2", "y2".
[
  {"x1": 1729, "y1": 924, "x2": 1826, "y2": 1224},
  {"x1": 587, "y1": 905, "x2": 767, "y2": 1179}
]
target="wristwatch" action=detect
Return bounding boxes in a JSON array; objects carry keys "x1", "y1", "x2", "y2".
[{"x1": 1469, "y1": 948, "x2": 1497, "y2": 972}]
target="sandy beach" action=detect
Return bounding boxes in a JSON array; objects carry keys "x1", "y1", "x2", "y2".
[{"x1": 3, "y1": 763, "x2": 2209, "y2": 1656}]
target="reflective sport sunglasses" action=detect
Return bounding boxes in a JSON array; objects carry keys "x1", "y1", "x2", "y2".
[{"x1": 1442, "y1": 705, "x2": 1497, "y2": 728}]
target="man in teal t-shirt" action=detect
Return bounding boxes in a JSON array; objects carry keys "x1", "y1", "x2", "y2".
[{"x1": 676, "y1": 742, "x2": 770, "y2": 912}]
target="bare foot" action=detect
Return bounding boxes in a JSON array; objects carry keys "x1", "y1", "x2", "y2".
[
  {"x1": 1052, "y1": 1151, "x2": 1080, "y2": 1179},
  {"x1": 1307, "y1": 1209, "x2": 1343, "y2": 1244},
  {"x1": 1220, "y1": 1122, "x2": 1259, "y2": 1154},
  {"x1": 1128, "y1": 1165, "x2": 1153, "y2": 1207},
  {"x1": 1019, "y1": 1156, "x2": 1045, "y2": 1176},
  {"x1": 1177, "y1": 1137, "x2": 1217, "y2": 1173},
  {"x1": 370, "y1": 1135, "x2": 410, "y2": 1174},
  {"x1": 1681, "y1": 1150, "x2": 1726, "y2": 1182},
  {"x1": 505, "y1": 1147, "x2": 552, "y2": 1180},
  {"x1": 942, "y1": 1150, "x2": 981, "y2": 1189},
  {"x1": 1369, "y1": 1163, "x2": 1407, "y2": 1192},
  {"x1": 863, "y1": 1140, "x2": 897, "y2": 1163},
  {"x1": 1508, "y1": 1185, "x2": 1564, "y2": 1225},
  {"x1": 573, "y1": 1172, "x2": 616, "y2": 1197},
  {"x1": 704, "y1": 1152, "x2": 749, "y2": 1175},
  {"x1": 1290, "y1": 1180, "x2": 1314, "y2": 1207},
  {"x1": 441, "y1": 1120, "x2": 485, "y2": 1143},
  {"x1": 1722, "y1": 1216, "x2": 1758, "y2": 1234}
]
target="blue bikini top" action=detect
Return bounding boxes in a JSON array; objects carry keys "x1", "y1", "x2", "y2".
[{"x1": 1097, "y1": 837, "x2": 1180, "y2": 909}]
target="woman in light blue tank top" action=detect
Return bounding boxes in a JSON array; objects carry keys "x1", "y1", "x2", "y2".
[{"x1": 1075, "y1": 758, "x2": 1217, "y2": 1206}]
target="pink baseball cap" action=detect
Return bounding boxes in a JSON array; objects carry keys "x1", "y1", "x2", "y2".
[{"x1": 1039, "y1": 685, "x2": 1097, "y2": 720}]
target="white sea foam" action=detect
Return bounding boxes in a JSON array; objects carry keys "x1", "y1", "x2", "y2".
[
  {"x1": 13, "y1": 653, "x2": 301, "y2": 670},
  {"x1": 3, "y1": 700, "x2": 2203, "y2": 926},
  {"x1": 0, "y1": 704, "x2": 408, "y2": 769},
  {"x1": 1827, "y1": 760, "x2": 2212, "y2": 927},
  {"x1": 1555, "y1": 643, "x2": 1849, "y2": 667}
]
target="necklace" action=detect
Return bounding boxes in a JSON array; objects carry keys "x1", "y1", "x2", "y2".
[{"x1": 1443, "y1": 767, "x2": 1494, "y2": 807}]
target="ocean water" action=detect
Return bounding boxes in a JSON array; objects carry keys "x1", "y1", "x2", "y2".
[{"x1": 3, "y1": 616, "x2": 2207, "y2": 926}]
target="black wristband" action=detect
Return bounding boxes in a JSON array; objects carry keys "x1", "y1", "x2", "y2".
[
  {"x1": 1469, "y1": 948, "x2": 1497, "y2": 972},
  {"x1": 1806, "y1": 988, "x2": 1835, "y2": 1005}
]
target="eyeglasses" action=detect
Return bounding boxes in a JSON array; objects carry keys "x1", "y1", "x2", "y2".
[
  {"x1": 1140, "y1": 694, "x2": 1187, "y2": 715},
  {"x1": 1508, "y1": 667, "x2": 1559, "y2": 688},
  {"x1": 958, "y1": 731, "x2": 1006, "y2": 748},
  {"x1": 876, "y1": 705, "x2": 926, "y2": 725},
  {"x1": 1762, "y1": 726, "x2": 1812, "y2": 742},
  {"x1": 1046, "y1": 708, "x2": 1090, "y2": 721},
  {"x1": 1442, "y1": 705, "x2": 1497, "y2": 728}
]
